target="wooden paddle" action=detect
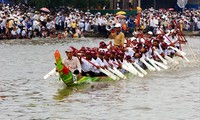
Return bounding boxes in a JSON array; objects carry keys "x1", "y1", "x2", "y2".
[
  {"x1": 123, "y1": 60, "x2": 144, "y2": 77},
  {"x1": 104, "y1": 59, "x2": 127, "y2": 79},
  {"x1": 82, "y1": 57, "x2": 119, "y2": 80},
  {"x1": 113, "y1": 60, "x2": 144, "y2": 77},
  {"x1": 154, "y1": 50, "x2": 168, "y2": 65},
  {"x1": 133, "y1": 62, "x2": 148, "y2": 75},
  {"x1": 150, "y1": 58, "x2": 168, "y2": 70},
  {"x1": 140, "y1": 58, "x2": 156, "y2": 71},
  {"x1": 164, "y1": 55, "x2": 178, "y2": 64},
  {"x1": 146, "y1": 57, "x2": 161, "y2": 71},
  {"x1": 43, "y1": 68, "x2": 56, "y2": 80},
  {"x1": 168, "y1": 46, "x2": 190, "y2": 63}
]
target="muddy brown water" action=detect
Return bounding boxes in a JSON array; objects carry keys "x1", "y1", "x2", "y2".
[{"x1": 0, "y1": 37, "x2": 199, "y2": 120}]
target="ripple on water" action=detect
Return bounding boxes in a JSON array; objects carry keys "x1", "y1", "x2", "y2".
[{"x1": 0, "y1": 37, "x2": 200, "y2": 120}]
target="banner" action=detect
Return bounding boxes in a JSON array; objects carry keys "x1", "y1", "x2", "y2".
[
  {"x1": 177, "y1": 0, "x2": 188, "y2": 8},
  {"x1": 135, "y1": 13, "x2": 140, "y2": 28}
]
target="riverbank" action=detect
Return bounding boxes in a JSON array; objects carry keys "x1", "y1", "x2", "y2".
[
  {"x1": 0, "y1": 37, "x2": 103, "y2": 45},
  {"x1": 83, "y1": 31, "x2": 200, "y2": 37},
  {"x1": 183, "y1": 31, "x2": 200, "y2": 36}
]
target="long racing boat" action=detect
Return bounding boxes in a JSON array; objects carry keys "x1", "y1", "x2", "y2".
[
  {"x1": 45, "y1": 31, "x2": 195, "y2": 87},
  {"x1": 54, "y1": 50, "x2": 114, "y2": 87}
]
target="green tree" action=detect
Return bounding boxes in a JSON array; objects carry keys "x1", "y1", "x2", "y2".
[
  {"x1": 9, "y1": 0, "x2": 110, "y2": 9},
  {"x1": 29, "y1": 0, "x2": 51, "y2": 9}
]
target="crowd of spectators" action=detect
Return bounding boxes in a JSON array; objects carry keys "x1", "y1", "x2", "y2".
[
  {"x1": 0, "y1": 3, "x2": 199, "y2": 40},
  {"x1": 137, "y1": 7, "x2": 200, "y2": 35}
]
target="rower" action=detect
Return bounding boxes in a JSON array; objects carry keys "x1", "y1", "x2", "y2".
[
  {"x1": 102, "y1": 51, "x2": 113, "y2": 68},
  {"x1": 132, "y1": 31, "x2": 139, "y2": 40},
  {"x1": 136, "y1": 30, "x2": 146, "y2": 44},
  {"x1": 81, "y1": 51, "x2": 102, "y2": 77},
  {"x1": 115, "y1": 52, "x2": 126, "y2": 73},
  {"x1": 164, "y1": 29, "x2": 180, "y2": 49},
  {"x1": 152, "y1": 39, "x2": 165, "y2": 60},
  {"x1": 124, "y1": 40, "x2": 135, "y2": 57},
  {"x1": 63, "y1": 47, "x2": 82, "y2": 75},
  {"x1": 140, "y1": 46, "x2": 152, "y2": 59},
  {"x1": 99, "y1": 41, "x2": 109, "y2": 52},
  {"x1": 125, "y1": 55, "x2": 133, "y2": 63},
  {"x1": 109, "y1": 50, "x2": 120, "y2": 69},
  {"x1": 147, "y1": 31, "x2": 153, "y2": 40},
  {"x1": 91, "y1": 50, "x2": 106, "y2": 76},
  {"x1": 161, "y1": 43, "x2": 175, "y2": 58},
  {"x1": 133, "y1": 52, "x2": 144, "y2": 67}
]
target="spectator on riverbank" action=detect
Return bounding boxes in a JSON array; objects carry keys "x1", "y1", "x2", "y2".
[
  {"x1": 197, "y1": 19, "x2": 200, "y2": 30},
  {"x1": 0, "y1": 3, "x2": 199, "y2": 40}
]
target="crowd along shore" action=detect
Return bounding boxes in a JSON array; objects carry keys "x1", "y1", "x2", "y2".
[{"x1": 0, "y1": 3, "x2": 200, "y2": 40}]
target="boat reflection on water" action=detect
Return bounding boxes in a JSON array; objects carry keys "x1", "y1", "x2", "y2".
[{"x1": 53, "y1": 80, "x2": 115, "y2": 100}]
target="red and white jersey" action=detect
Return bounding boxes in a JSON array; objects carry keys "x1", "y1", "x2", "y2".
[
  {"x1": 125, "y1": 47, "x2": 135, "y2": 57},
  {"x1": 91, "y1": 58, "x2": 102, "y2": 73},
  {"x1": 136, "y1": 38, "x2": 145, "y2": 43},
  {"x1": 153, "y1": 44, "x2": 164, "y2": 54},
  {"x1": 109, "y1": 59, "x2": 119, "y2": 68},
  {"x1": 142, "y1": 48, "x2": 153, "y2": 58},
  {"x1": 163, "y1": 33, "x2": 171, "y2": 44},
  {"x1": 95, "y1": 57, "x2": 104, "y2": 67},
  {"x1": 163, "y1": 49, "x2": 175, "y2": 56},
  {"x1": 171, "y1": 35, "x2": 179, "y2": 47},
  {"x1": 164, "y1": 33, "x2": 179, "y2": 47},
  {"x1": 102, "y1": 59, "x2": 111, "y2": 67},
  {"x1": 147, "y1": 48, "x2": 153, "y2": 58},
  {"x1": 133, "y1": 58, "x2": 143, "y2": 66},
  {"x1": 98, "y1": 48, "x2": 108, "y2": 52},
  {"x1": 81, "y1": 58, "x2": 95, "y2": 72}
]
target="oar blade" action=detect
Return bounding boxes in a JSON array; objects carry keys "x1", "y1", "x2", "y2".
[
  {"x1": 152, "y1": 59, "x2": 168, "y2": 70},
  {"x1": 154, "y1": 51, "x2": 168, "y2": 65},
  {"x1": 133, "y1": 62, "x2": 148, "y2": 75},
  {"x1": 100, "y1": 68, "x2": 119, "y2": 80},
  {"x1": 43, "y1": 68, "x2": 56, "y2": 80},
  {"x1": 146, "y1": 57, "x2": 161, "y2": 71}
]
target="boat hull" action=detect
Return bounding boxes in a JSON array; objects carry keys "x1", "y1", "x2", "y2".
[{"x1": 54, "y1": 50, "x2": 113, "y2": 86}]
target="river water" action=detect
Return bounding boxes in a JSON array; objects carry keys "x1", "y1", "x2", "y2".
[{"x1": 0, "y1": 37, "x2": 199, "y2": 120}]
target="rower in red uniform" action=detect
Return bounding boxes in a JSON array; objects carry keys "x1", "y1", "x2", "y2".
[{"x1": 81, "y1": 51, "x2": 97, "y2": 77}]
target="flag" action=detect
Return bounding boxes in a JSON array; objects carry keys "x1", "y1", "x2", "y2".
[{"x1": 135, "y1": 13, "x2": 141, "y2": 28}]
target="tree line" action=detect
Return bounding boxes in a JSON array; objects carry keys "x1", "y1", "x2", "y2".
[{"x1": 9, "y1": 0, "x2": 110, "y2": 9}]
